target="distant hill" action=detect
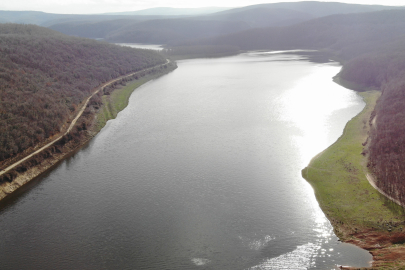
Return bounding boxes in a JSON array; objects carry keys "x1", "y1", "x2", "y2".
[
  {"x1": 105, "y1": 19, "x2": 251, "y2": 43},
  {"x1": 186, "y1": 9, "x2": 405, "y2": 59},
  {"x1": 2, "y1": 2, "x2": 403, "y2": 27},
  {"x1": 0, "y1": 10, "x2": 71, "y2": 25},
  {"x1": 48, "y1": 19, "x2": 141, "y2": 39},
  {"x1": 195, "y1": 6, "x2": 314, "y2": 28},
  {"x1": 0, "y1": 10, "x2": 184, "y2": 27},
  {"x1": 214, "y1": 1, "x2": 405, "y2": 17},
  {"x1": 103, "y1": 7, "x2": 232, "y2": 16},
  {"x1": 49, "y1": 18, "x2": 252, "y2": 43},
  {"x1": 46, "y1": 1, "x2": 405, "y2": 45}
]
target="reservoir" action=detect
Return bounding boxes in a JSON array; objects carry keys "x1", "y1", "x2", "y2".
[{"x1": 0, "y1": 51, "x2": 372, "y2": 269}]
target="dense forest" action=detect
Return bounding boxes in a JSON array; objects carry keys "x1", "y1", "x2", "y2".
[{"x1": 0, "y1": 24, "x2": 166, "y2": 162}]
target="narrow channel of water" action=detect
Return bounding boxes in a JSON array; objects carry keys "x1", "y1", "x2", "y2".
[
  {"x1": 0, "y1": 52, "x2": 372, "y2": 269},
  {"x1": 117, "y1": 43, "x2": 163, "y2": 51}
]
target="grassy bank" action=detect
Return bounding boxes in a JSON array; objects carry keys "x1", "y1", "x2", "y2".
[
  {"x1": 94, "y1": 64, "x2": 177, "y2": 132},
  {"x1": 302, "y1": 90, "x2": 405, "y2": 269}
]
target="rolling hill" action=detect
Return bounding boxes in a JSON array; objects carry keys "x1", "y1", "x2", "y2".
[
  {"x1": 103, "y1": 7, "x2": 232, "y2": 16},
  {"x1": 47, "y1": 1, "x2": 405, "y2": 45}
]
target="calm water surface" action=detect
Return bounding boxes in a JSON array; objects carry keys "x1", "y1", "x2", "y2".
[
  {"x1": 0, "y1": 52, "x2": 372, "y2": 269},
  {"x1": 117, "y1": 43, "x2": 163, "y2": 51}
]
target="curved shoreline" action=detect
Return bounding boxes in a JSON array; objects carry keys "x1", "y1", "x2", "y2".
[
  {"x1": 0, "y1": 60, "x2": 176, "y2": 201},
  {"x1": 302, "y1": 90, "x2": 405, "y2": 269}
]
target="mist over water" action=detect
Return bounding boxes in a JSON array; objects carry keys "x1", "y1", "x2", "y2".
[{"x1": 0, "y1": 52, "x2": 371, "y2": 269}]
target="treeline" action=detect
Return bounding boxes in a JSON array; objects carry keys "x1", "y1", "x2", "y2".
[
  {"x1": 332, "y1": 21, "x2": 405, "y2": 205},
  {"x1": 0, "y1": 23, "x2": 165, "y2": 162},
  {"x1": 365, "y1": 64, "x2": 405, "y2": 204}
]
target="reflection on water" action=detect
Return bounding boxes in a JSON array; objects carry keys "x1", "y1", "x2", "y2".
[
  {"x1": 0, "y1": 52, "x2": 372, "y2": 269},
  {"x1": 250, "y1": 242, "x2": 319, "y2": 270}
]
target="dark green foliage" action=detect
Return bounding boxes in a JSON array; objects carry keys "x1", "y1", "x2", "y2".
[{"x1": 0, "y1": 24, "x2": 165, "y2": 162}]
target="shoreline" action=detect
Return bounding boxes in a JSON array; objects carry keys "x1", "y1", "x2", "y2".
[
  {"x1": 3, "y1": 50, "x2": 404, "y2": 267},
  {"x1": 302, "y1": 90, "x2": 405, "y2": 269},
  {"x1": 0, "y1": 61, "x2": 177, "y2": 202}
]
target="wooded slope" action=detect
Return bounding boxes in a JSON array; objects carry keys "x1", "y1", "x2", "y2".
[{"x1": 0, "y1": 24, "x2": 165, "y2": 162}]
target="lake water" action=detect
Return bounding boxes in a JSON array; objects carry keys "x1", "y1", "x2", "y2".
[
  {"x1": 0, "y1": 52, "x2": 372, "y2": 269},
  {"x1": 117, "y1": 43, "x2": 163, "y2": 51}
]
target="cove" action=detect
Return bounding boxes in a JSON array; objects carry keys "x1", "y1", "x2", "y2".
[{"x1": 0, "y1": 51, "x2": 371, "y2": 269}]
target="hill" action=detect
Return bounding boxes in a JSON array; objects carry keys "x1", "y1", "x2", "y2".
[
  {"x1": 196, "y1": 7, "x2": 314, "y2": 28},
  {"x1": 187, "y1": 9, "x2": 405, "y2": 57},
  {"x1": 214, "y1": 1, "x2": 404, "y2": 17},
  {"x1": 49, "y1": 17, "x2": 252, "y2": 43},
  {"x1": 103, "y1": 7, "x2": 232, "y2": 16},
  {"x1": 47, "y1": 1, "x2": 405, "y2": 45},
  {"x1": 0, "y1": 24, "x2": 165, "y2": 163},
  {"x1": 0, "y1": 10, "x2": 183, "y2": 27},
  {"x1": 105, "y1": 18, "x2": 251, "y2": 44}
]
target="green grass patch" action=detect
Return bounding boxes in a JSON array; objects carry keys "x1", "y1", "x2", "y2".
[{"x1": 302, "y1": 90, "x2": 405, "y2": 238}]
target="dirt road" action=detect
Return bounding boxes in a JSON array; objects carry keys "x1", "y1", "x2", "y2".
[{"x1": 0, "y1": 60, "x2": 170, "y2": 177}]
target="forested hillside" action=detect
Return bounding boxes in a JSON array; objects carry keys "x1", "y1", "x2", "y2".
[
  {"x1": 0, "y1": 10, "x2": 180, "y2": 27},
  {"x1": 50, "y1": 18, "x2": 252, "y2": 44},
  {"x1": 0, "y1": 24, "x2": 165, "y2": 162},
  {"x1": 104, "y1": 19, "x2": 251, "y2": 44}
]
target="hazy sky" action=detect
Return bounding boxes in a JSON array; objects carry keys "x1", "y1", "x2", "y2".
[{"x1": 1, "y1": 0, "x2": 404, "y2": 14}]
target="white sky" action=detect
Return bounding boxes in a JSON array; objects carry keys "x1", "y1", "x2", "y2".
[{"x1": 1, "y1": 0, "x2": 404, "y2": 14}]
